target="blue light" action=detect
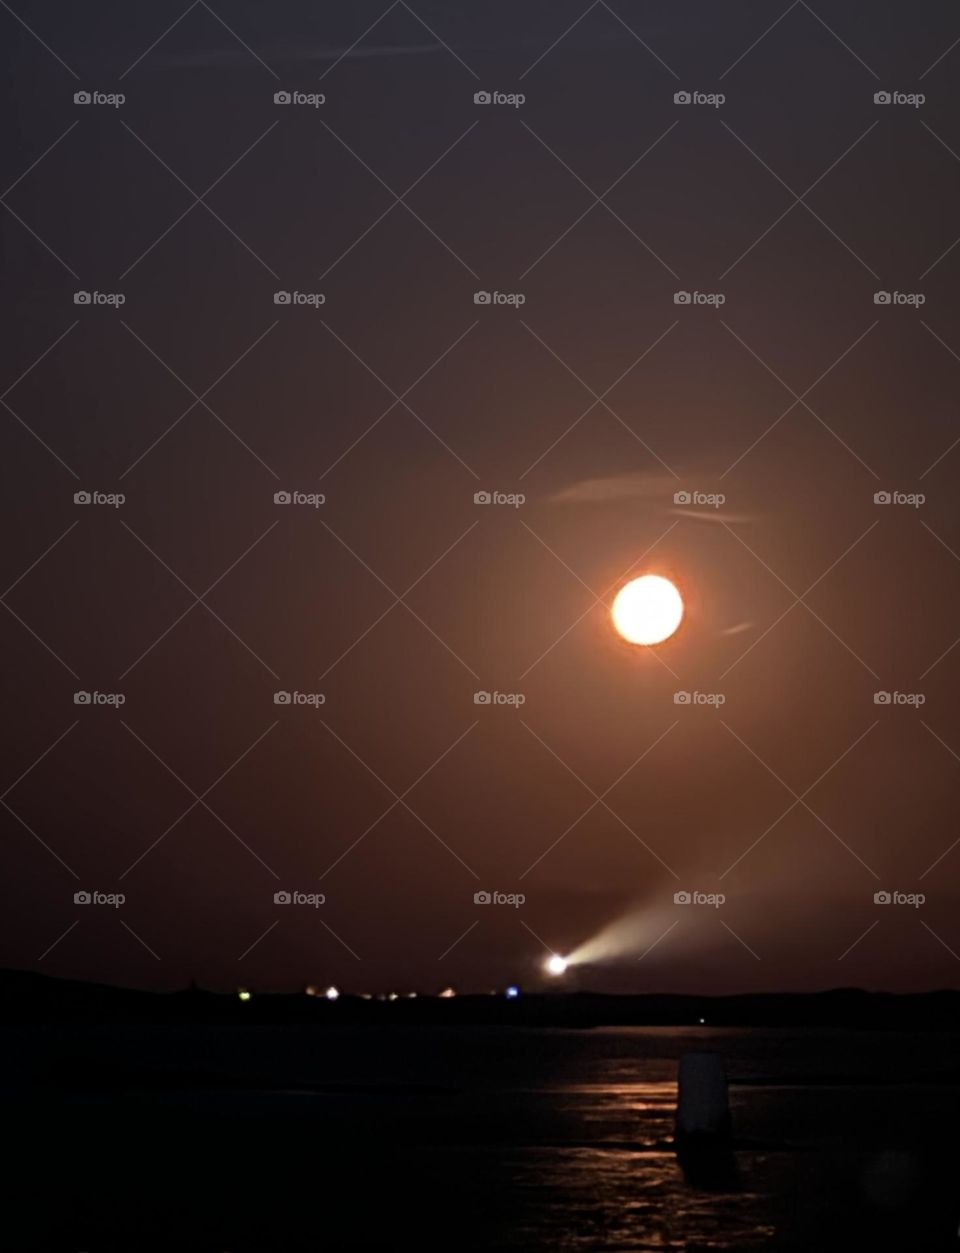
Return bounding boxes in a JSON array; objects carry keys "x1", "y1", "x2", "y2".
[{"x1": 505, "y1": 985, "x2": 520, "y2": 999}]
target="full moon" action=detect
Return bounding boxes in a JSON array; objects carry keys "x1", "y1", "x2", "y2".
[{"x1": 612, "y1": 575, "x2": 684, "y2": 646}]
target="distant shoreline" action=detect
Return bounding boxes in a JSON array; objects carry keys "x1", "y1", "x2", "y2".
[{"x1": 2, "y1": 969, "x2": 959, "y2": 1028}]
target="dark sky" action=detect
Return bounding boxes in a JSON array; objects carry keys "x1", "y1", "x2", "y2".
[{"x1": 1, "y1": 0, "x2": 959, "y2": 994}]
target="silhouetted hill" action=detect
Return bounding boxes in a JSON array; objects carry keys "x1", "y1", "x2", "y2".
[{"x1": 0, "y1": 969, "x2": 958, "y2": 1027}]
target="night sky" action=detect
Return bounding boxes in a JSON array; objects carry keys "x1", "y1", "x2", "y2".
[{"x1": 2, "y1": 0, "x2": 960, "y2": 994}]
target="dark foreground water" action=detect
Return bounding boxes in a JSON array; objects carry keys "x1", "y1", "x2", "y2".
[{"x1": 4, "y1": 1024, "x2": 960, "y2": 1250}]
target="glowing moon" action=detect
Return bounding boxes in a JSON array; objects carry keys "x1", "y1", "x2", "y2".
[{"x1": 612, "y1": 575, "x2": 683, "y2": 646}]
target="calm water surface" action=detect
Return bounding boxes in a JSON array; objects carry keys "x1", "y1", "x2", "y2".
[{"x1": 5, "y1": 1024, "x2": 959, "y2": 1250}]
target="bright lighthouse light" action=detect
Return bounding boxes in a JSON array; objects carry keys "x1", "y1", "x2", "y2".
[
  {"x1": 612, "y1": 575, "x2": 683, "y2": 646},
  {"x1": 546, "y1": 954, "x2": 568, "y2": 976}
]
